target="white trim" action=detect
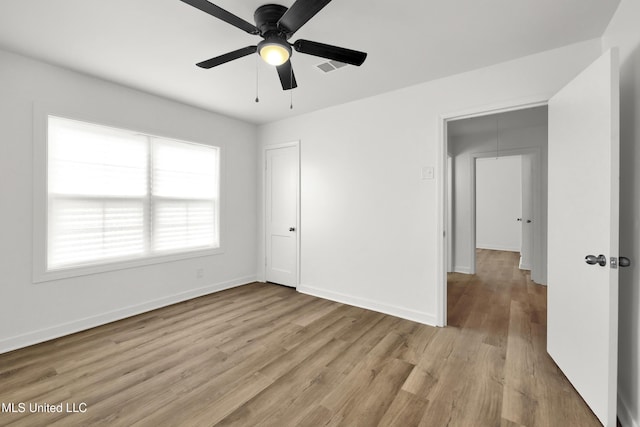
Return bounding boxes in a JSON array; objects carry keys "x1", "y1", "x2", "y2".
[
  {"x1": 437, "y1": 96, "x2": 550, "y2": 327},
  {"x1": 446, "y1": 155, "x2": 454, "y2": 273},
  {"x1": 32, "y1": 101, "x2": 225, "y2": 283},
  {"x1": 261, "y1": 141, "x2": 301, "y2": 288},
  {"x1": 476, "y1": 244, "x2": 521, "y2": 252},
  {"x1": 453, "y1": 266, "x2": 472, "y2": 274},
  {"x1": 297, "y1": 284, "x2": 438, "y2": 326},
  {"x1": 468, "y1": 152, "x2": 477, "y2": 276},
  {"x1": 618, "y1": 393, "x2": 639, "y2": 427},
  {"x1": 519, "y1": 261, "x2": 532, "y2": 271},
  {"x1": 440, "y1": 97, "x2": 550, "y2": 123},
  {"x1": 0, "y1": 275, "x2": 256, "y2": 355},
  {"x1": 436, "y1": 117, "x2": 448, "y2": 326},
  {"x1": 34, "y1": 248, "x2": 224, "y2": 283}
]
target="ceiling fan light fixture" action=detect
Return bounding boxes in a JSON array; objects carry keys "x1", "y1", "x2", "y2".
[
  {"x1": 258, "y1": 38, "x2": 291, "y2": 66},
  {"x1": 181, "y1": 0, "x2": 368, "y2": 91}
]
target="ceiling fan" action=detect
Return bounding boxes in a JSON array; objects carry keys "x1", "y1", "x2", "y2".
[{"x1": 179, "y1": 0, "x2": 368, "y2": 90}]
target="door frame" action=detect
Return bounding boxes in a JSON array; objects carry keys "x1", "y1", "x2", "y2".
[
  {"x1": 468, "y1": 148, "x2": 541, "y2": 276},
  {"x1": 437, "y1": 97, "x2": 548, "y2": 326},
  {"x1": 261, "y1": 141, "x2": 301, "y2": 287}
]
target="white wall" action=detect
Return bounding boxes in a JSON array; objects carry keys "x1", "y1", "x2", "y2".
[
  {"x1": 258, "y1": 39, "x2": 600, "y2": 325},
  {"x1": 0, "y1": 49, "x2": 258, "y2": 353},
  {"x1": 449, "y1": 117, "x2": 548, "y2": 282},
  {"x1": 602, "y1": 1, "x2": 640, "y2": 425},
  {"x1": 475, "y1": 156, "x2": 522, "y2": 252}
]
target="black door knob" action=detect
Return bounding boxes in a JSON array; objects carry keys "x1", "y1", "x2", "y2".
[
  {"x1": 585, "y1": 254, "x2": 607, "y2": 266},
  {"x1": 289, "y1": 227, "x2": 296, "y2": 232}
]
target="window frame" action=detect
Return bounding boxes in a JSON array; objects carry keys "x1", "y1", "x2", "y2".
[{"x1": 33, "y1": 103, "x2": 224, "y2": 283}]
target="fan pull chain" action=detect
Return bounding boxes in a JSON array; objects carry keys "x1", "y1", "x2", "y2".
[{"x1": 255, "y1": 57, "x2": 260, "y2": 103}]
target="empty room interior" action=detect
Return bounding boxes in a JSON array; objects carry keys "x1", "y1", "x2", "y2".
[{"x1": 0, "y1": 1, "x2": 639, "y2": 426}]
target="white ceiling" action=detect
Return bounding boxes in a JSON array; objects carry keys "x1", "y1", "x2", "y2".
[{"x1": 0, "y1": 0, "x2": 619, "y2": 124}]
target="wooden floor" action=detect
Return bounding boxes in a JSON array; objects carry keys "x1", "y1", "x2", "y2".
[{"x1": 0, "y1": 249, "x2": 601, "y2": 427}]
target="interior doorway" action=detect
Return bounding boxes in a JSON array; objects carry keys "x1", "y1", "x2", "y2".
[
  {"x1": 264, "y1": 142, "x2": 300, "y2": 288},
  {"x1": 438, "y1": 51, "x2": 619, "y2": 425},
  {"x1": 475, "y1": 155, "x2": 524, "y2": 256},
  {"x1": 444, "y1": 105, "x2": 548, "y2": 325}
]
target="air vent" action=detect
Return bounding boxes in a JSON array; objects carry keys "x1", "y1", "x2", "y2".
[{"x1": 315, "y1": 60, "x2": 348, "y2": 73}]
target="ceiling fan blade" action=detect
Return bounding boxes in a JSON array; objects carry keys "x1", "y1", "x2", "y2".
[
  {"x1": 277, "y1": 0, "x2": 332, "y2": 35},
  {"x1": 196, "y1": 46, "x2": 257, "y2": 69},
  {"x1": 293, "y1": 39, "x2": 367, "y2": 66},
  {"x1": 276, "y1": 61, "x2": 298, "y2": 90},
  {"x1": 180, "y1": 0, "x2": 259, "y2": 34}
]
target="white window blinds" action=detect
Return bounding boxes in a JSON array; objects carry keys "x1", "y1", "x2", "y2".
[
  {"x1": 47, "y1": 116, "x2": 219, "y2": 271},
  {"x1": 151, "y1": 138, "x2": 219, "y2": 252}
]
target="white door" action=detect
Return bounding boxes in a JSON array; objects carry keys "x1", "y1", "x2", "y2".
[
  {"x1": 265, "y1": 145, "x2": 299, "y2": 287},
  {"x1": 519, "y1": 154, "x2": 533, "y2": 270},
  {"x1": 547, "y1": 49, "x2": 619, "y2": 426}
]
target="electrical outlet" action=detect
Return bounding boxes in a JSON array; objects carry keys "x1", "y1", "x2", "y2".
[{"x1": 196, "y1": 268, "x2": 203, "y2": 279}]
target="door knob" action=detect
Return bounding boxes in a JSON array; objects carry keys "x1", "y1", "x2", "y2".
[
  {"x1": 585, "y1": 254, "x2": 607, "y2": 266},
  {"x1": 526, "y1": 219, "x2": 532, "y2": 224},
  {"x1": 620, "y1": 257, "x2": 631, "y2": 267},
  {"x1": 289, "y1": 227, "x2": 296, "y2": 232}
]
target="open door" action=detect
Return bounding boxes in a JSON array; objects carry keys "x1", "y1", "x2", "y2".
[{"x1": 547, "y1": 49, "x2": 619, "y2": 426}]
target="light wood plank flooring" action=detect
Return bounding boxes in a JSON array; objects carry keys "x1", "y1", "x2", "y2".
[{"x1": 0, "y1": 249, "x2": 601, "y2": 426}]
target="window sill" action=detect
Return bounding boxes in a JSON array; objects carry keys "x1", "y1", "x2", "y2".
[{"x1": 33, "y1": 247, "x2": 224, "y2": 284}]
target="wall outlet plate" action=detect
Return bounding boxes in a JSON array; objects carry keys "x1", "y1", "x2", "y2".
[{"x1": 421, "y1": 166, "x2": 435, "y2": 180}]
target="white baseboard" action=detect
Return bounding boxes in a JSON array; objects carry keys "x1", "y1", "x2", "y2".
[
  {"x1": 619, "y1": 392, "x2": 639, "y2": 427},
  {"x1": 476, "y1": 244, "x2": 520, "y2": 252},
  {"x1": 454, "y1": 266, "x2": 472, "y2": 274},
  {"x1": 297, "y1": 284, "x2": 437, "y2": 326},
  {"x1": 0, "y1": 275, "x2": 256, "y2": 354}
]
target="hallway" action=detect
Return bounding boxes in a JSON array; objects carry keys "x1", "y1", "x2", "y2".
[{"x1": 447, "y1": 249, "x2": 602, "y2": 426}]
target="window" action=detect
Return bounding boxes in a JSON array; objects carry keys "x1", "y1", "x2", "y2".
[{"x1": 45, "y1": 116, "x2": 220, "y2": 274}]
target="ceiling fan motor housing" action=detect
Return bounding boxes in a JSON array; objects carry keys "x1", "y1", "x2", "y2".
[{"x1": 254, "y1": 4, "x2": 289, "y2": 38}]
